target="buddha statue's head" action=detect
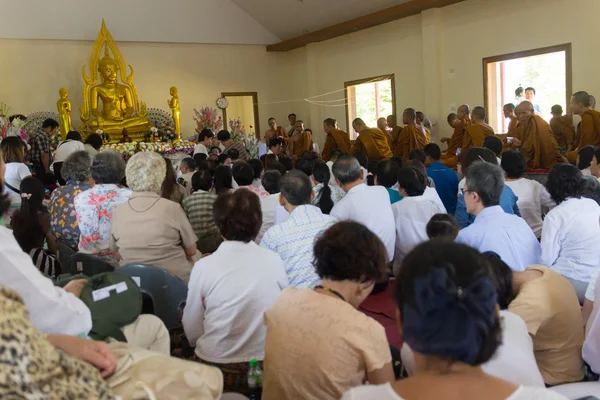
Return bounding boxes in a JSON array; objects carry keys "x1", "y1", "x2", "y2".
[
  {"x1": 170, "y1": 86, "x2": 178, "y2": 96},
  {"x1": 98, "y1": 47, "x2": 119, "y2": 84},
  {"x1": 59, "y1": 88, "x2": 68, "y2": 99}
]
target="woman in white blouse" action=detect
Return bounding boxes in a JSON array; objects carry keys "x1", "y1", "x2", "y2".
[
  {"x1": 342, "y1": 241, "x2": 565, "y2": 400},
  {"x1": 542, "y1": 164, "x2": 600, "y2": 303},
  {"x1": 182, "y1": 189, "x2": 287, "y2": 395},
  {"x1": 0, "y1": 137, "x2": 31, "y2": 224}
]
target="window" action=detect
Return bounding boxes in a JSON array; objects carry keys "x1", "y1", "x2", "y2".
[
  {"x1": 345, "y1": 75, "x2": 395, "y2": 139},
  {"x1": 484, "y1": 44, "x2": 572, "y2": 133}
]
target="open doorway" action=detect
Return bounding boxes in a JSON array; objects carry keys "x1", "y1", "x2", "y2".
[
  {"x1": 221, "y1": 92, "x2": 260, "y2": 136},
  {"x1": 345, "y1": 74, "x2": 395, "y2": 140},
  {"x1": 483, "y1": 44, "x2": 572, "y2": 133}
]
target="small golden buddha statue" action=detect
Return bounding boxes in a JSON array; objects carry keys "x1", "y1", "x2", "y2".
[
  {"x1": 168, "y1": 86, "x2": 181, "y2": 141},
  {"x1": 56, "y1": 88, "x2": 72, "y2": 140},
  {"x1": 84, "y1": 48, "x2": 150, "y2": 139}
]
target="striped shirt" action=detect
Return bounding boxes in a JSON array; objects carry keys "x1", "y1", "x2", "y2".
[
  {"x1": 182, "y1": 190, "x2": 220, "y2": 244},
  {"x1": 260, "y1": 205, "x2": 336, "y2": 288},
  {"x1": 223, "y1": 140, "x2": 250, "y2": 161}
]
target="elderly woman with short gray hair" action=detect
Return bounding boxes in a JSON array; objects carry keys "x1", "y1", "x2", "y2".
[
  {"x1": 49, "y1": 151, "x2": 95, "y2": 250},
  {"x1": 110, "y1": 152, "x2": 198, "y2": 282},
  {"x1": 74, "y1": 150, "x2": 131, "y2": 262}
]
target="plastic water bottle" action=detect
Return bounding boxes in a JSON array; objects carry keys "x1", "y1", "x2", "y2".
[{"x1": 247, "y1": 358, "x2": 262, "y2": 400}]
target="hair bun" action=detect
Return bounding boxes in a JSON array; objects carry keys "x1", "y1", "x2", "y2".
[{"x1": 402, "y1": 266, "x2": 497, "y2": 364}]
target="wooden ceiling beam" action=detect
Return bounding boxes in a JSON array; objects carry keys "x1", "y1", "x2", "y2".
[{"x1": 266, "y1": 0, "x2": 464, "y2": 52}]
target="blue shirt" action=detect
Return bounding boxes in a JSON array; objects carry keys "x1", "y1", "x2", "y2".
[
  {"x1": 456, "y1": 206, "x2": 541, "y2": 271},
  {"x1": 386, "y1": 188, "x2": 402, "y2": 205},
  {"x1": 455, "y1": 185, "x2": 521, "y2": 228},
  {"x1": 260, "y1": 205, "x2": 336, "y2": 288},
  {"x1": 426, "y1": 162, "x2": 459, "y2": 214}
]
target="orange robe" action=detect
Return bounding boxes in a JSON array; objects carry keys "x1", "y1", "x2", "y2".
[
  {"x1": 549, "y1": 116, "x2": 576, "y2": 152},
  {"x1": 396, "y1": 124, "x2": 429, "y2": 161},
  {"x1": 507, "y1": 118, "x2": 519, "y2": 136},
  {"x1": 518, "y1": 115, "x2": 563, "y2": 170},
  {"x1": 567, "y1": 109, "x2": 600, "y2": 163},
  {"x1": 441, "y1": 118, "x2": 472, "y2": 169},
  {"x1": 463, "y1": 124, "x2": 495, "y2": 149},
  {"x1": 322, "y1": 129, "x2": 352, "y2": 161},
  {"x1": 390, "y1": 126, "x2": 404, "y2": 156},
  {"x1": 350, "y1": 127, "x2": 393, "y2": 160},
  {"x1": 289, "y1": 131, "x2": 314, "y2": 160}
]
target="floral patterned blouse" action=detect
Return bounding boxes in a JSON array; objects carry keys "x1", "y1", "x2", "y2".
[
  {"x1": 74, "y1": 184, "x2": 132, "y2": 261},
  {"x1": 49, "y1": 182, "x2": 91, "y2": 250}
]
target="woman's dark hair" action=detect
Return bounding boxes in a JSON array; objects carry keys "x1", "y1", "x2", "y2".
[
  {"x1": 213, "y1": 189, "x2": 262, "y2": 242},
  {"x1": 546, "y1": 163, "x2": 584, "y2": 204},
  {"x1": 578, "y1": 145, "x2": 596, "y2": 170},
  {"x1": 192, "y1": 169, "x2": 212, "y2": 192},
  {"x1": 481, "y1": 251, "x2": 514, "y2": 310},
  {"x1": 279, "y1": 156, "x2": 293, "y2": 171},
  {"x1": 426, "y1": 214, "x2": 459, "y2": 239},
  {"x1": 66, "y1": 130, "x2": 82, "y2": 141},
  {"x1": 198, "y1": 128, "x2": 214, "y2": 142},
  {"x1": 314, "y1": 221, "x2": 388, "y2": 282},
  {"x1": 398, "y1": 166, "x2": 426, "y2": 196},
  {"x1": 267, "y1": 161, "x2": 287, "y2": 177},
  {"x1": 85, "y1": 133, "x2": 103, "y2": 150},
  {"x1": 218, "y1": 153, "x2": 231, "y2": 165},
  {"x1": 295, "y1": 158, "x2": 315, "y2": 177},
  {"x1": 161, "y1": 157, "x2": 178, "y2": 200},
  {"x1": 462, "y1": 147, "x2": 497, "y2": 175},
  {"x1": 232, "y1": 162, "x2": 254, "y2": 186},
  {"x1": 214, "y1": 165, "x2": 233, "y2": 195},
  {"x1": 500, "y1": 150, "x2": 525, "y2": 179},
  {"x1": 248, "y1": 159, "x2": 263, "y2": 180},
  {"x1": 1, "y1": 136, "x2": 25, "y2": 163},
  {"x1": 366, "y1": 160, "x2": 380, "y2": 186},
  {"x1": 261, "y1": 170, "x2": 281, "y2": 195},
  {"x1": 11, "y1": 177, "x2": 46, "y2": 253},
  {"x1": 228, "y1": 148, "x2": 240, "y2": 161},
  {"x1": 209, "y1": 146, "x2": 222, "y2": 155},
  {"x1": 264, "y1": 154, "x2": 278, "y2": 169},
  {"x1": 396, "y1": 240, "x2": 501, "y2": 366},
  {"x1": 582, "y1": 175, "x2": 600, "y2": 206},
  {"x1": 375, "y1": 160, "x2": 400, "y2": 188},
  {"x1": 194, "y1": 153, "x2": 208, "y2": 166},
  {"x1": 408, "y1": 149, "x2": 427, "y2": 164},
  {"x1": 313, "y1": 163, "x2": 334, "y2": 214},
  {"x1": 483, "y1": 136, "x2": 503, "y2": 157}
]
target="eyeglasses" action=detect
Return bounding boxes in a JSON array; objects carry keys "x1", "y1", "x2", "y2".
[{"x1": 461, "y1": 188, "x2": 475, "y2": 195}]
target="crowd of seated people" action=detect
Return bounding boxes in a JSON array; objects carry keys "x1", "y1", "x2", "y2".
[{"x1": 2, "y1": 112, "x2": 600, "y2": 399}]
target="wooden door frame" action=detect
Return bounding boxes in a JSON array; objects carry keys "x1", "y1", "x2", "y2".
[
  {"x1": 344, "y1": 74, "x2": 396, "y2": 134},
  {"x1": 221, "y1": 92, "x2": 260, "y2": 136},
  {"x1": 483, "y1": 43, "x2": 572, "y2": 113}
]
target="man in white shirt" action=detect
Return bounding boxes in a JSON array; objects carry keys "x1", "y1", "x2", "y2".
[
  {"x1": 193, "y1": 129, "x2": 214, "y2": 156},
  {"x1": 285, "y1": 113, "x2": 297, "y2": 135},
  {"x1": 257, "y1": 170, "x2": 283, "y2": 243},
  {"x1": 261, "y1": 170, "x2": 335, "y2": 288},
  {"x1": 178, "y1": 157, "x2": 196, "y2": 192},
  {"x1": 51, "y1": 131, "x2": 85, "y2": 183},
  {"x1": 330, "y1": 155, "x2": 395, "y2": 262},
  {"x1": 456, "y1": 161, "x2": 541, "y2": 271},
  {"x1": 267, "y1": 137, "x2": 283, "y2": 156},
  {"x1": 392, "y1": 166, "x2": 446, "y2": 275}
]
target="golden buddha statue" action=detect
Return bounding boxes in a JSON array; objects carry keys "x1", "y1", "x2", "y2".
[
  {"x1": 56, "y1": 88, "x2": 72, "y2": 140},
  {"x1": 80, "y1": 20, "x2": 150, "y2": 142},
  {"x1": 168, "y1": 86, "x2": 181, "y2": 141}
]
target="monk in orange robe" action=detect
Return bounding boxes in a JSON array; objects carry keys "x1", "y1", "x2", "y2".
[
  {"x1": 513, "y1": 101, "x2": 564, "y2": 170},
  {"x1": 416, "y1": 111, "x2": 432, "y2": 144},
  {"x1": 396, "y1": 108, "x2": 429, "y2": 160},
  {"x1": 350, "y1": 118, "x2": 392, "y2": 160},
  {"x1": 549, "y1": 104, "x2": 576, "y2": 154},
  {"x1": 567, "y1": 91, "x2": 600, "y2": 163},
  {"x1": 441, "y1": 104, "x2": 472, "y2": 169},
  {"x1": 377, "y1": 117, "x2": 392, "y2": 147},
  {"x1": 321, "y1": 118, "x2": 351, "y2": 161},
  {"x1": 264, "y1": 117, "x2": 289, "y2": 153},
  {"x1": 463, "y1": 106, "x2": 495, "y2": 149},
  {"x1": 288, "y1": 120, "x2": 313, "y2": 161},
  {"x1": 503, "y1": 103, "x2": 519, "y2": 135},
  {"x1": 387, "y1": 115, "x2": 403, "y2": 155}
]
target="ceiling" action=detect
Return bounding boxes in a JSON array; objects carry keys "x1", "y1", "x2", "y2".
[{"x1": 232, "y1": 0, "x2": 414, "y2": 41}]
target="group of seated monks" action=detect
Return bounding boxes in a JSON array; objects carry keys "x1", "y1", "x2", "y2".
[{"x1": 308, "y1": 90, "x2": 600, "y2": 172}]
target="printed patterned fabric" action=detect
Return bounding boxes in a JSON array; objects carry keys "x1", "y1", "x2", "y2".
[
  {"x1": 260, "y1": 205, "x2": 335, "y2": 288},
  {"x1": 313, "y1": 183, "x2": 346, "y2": 206},
  {"x1": 239, "y1": 185, "x2": 270, "y2": 198},
  {"x1": 49, "y1": 183, "x2": 90, "y2": 250},
  {"x1": 183, "y1": 191, "x2": 223, "y2": 253},
  {"x1": 74, "y1": 184, "x2": 131, "y2": 260}
]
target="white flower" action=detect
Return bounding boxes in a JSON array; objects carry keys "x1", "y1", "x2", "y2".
[
  {"x1": 150, "y1": 127, "x2": 158, "y2": 133},
  {"x1": 96, "y1": 129, "x2": 104, "y2": 134}
]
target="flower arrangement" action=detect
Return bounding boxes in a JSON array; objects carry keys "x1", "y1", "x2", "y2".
[
  {"x1": 100, "y1": 141, "x2": 195, "y2": 159},
  {"x1": 23, "y1": 111, "x2": 60, "y2": 148},
  {"x1": 145, "y1": 120, "x2": 177, "y2": 142},
  {"x1": 194, "y1": 106, "x2": 223, "y2": 134},
  {"x1": 227, "y1": 118, "x2": 261, "y2": 159}
]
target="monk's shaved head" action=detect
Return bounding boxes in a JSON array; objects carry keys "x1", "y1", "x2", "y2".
[
  {"x1": 377, "y1": 117, "x2": 388, "y2": 131},
  {"x1": 503, "y1": 103, "x2": 515, "y2": 112},
  {"x1": 403, "y1": 108, "x2": 416, "y2": 125},
  {"x1": 457, "y1": 104, "x2": 471, "y2": 120},
  {"x1": 387, "y1": 115, "x2": 397, "y2": 127},
  {"x1": 416, "y1": 111, "x2": 425, "y2": 122},
  {"x1": 571, "y1": 91, "x2": 593, "y2": 116},
  {"x1": 324, "y1": 118, "x2": 337, "y2": 127},
  {"x1": 352, "y1": 118, "x2": 367, "y2": 133},
  {"x1": 591, "y1": 95, "x2": 596, "y2": 109},
  {"x1": 516, "y1": 101, "x2": 535, "y2": 122},
  {"x1": 572, "y1": 91, "x2": 591, "y2": 107},
  {"x1": 471, "y1": 106, "x2": 487, "y2": 122}
]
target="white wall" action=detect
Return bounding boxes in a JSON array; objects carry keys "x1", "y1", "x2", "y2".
[{"x1": 0, "y1": 0, "x2": 279, "y2": 45}]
